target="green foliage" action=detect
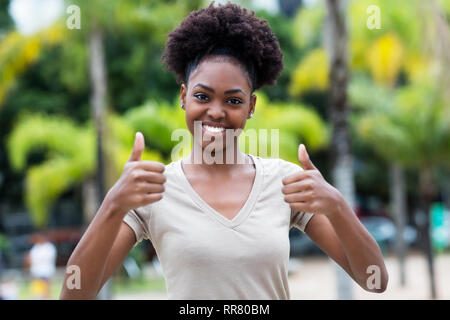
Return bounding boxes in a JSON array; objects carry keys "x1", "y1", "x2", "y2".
[
  {"x1": 0, "y1": 23, "x2": 65, "y2": 107},
  {"x1": 292, "y1": 2, "x2": 325, "y2": 50},
  {"x1": 7, "y1": 113, "x2": 94, "y2": 228},
  {"x1": 255, "y1": 9, "x2": 306, "y2": 101},
  {"x1": 242, "y1": 92, "x2": 329, "y2": 164},
  {"x1": 289, "y1": 48, "x2": 328, "y2": 97},
  {"x1": 350, "y1": 77, "x2": 450, "y2": 169},
  {"x1": 123, "y1": 99, "x2": 186, "y2": 159},
  {"x1": 289, "y1": 0, "x2": 432, "y2": 94},
  {"x1": 291, "y1": 0, "x2": 450, "y2": 172}
]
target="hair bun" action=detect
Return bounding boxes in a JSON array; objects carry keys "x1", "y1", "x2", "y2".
[{"x1": 162, "y1": 2, "x2": 284, "y2": 91}]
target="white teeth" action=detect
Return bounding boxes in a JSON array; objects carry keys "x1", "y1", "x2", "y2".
[{"x1": 203, "y1": 125, "x2": 225, "y2": 133}]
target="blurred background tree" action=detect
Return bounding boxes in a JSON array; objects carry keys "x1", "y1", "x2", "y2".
[{"x1": 288, "y1": 0, "x2": 450, "y2": 299}]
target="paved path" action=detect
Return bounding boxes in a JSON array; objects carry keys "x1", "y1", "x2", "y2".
[{"x1": 289, "y1": 251, "x2": 450, "y2": 300}]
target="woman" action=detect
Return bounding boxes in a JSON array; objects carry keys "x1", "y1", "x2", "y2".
[{"x1": 60, "y1": 2, "x2": 388, "y2": 300}]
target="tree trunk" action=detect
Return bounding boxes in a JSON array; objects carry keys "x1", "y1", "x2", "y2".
[
  {"x1": 324, "y1": 0, "x2": 354, "y2": 300},
  {"x1": 89, "y1": 26, "x2": 107, "y2": 204},
  {"x1": 418, "y1": 167, "x2": 437, "y2": 299},
  {"x1": 89, "y1": 25, "x2": 111, "y2": 300},
  {"x1": 390, "y1": 163, "x2": 407, "y2": 286},
  {"x1": 81, "y1": 176, "x2": 99, "y2": 226}
]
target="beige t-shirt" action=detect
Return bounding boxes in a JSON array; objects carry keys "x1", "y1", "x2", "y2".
[{"x1": 123, "y1": 154, "x2": 314, "y2": 299}]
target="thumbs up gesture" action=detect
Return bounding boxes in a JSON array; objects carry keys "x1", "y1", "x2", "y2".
[
  {"x1": 282, "y1": 144, "x2": 342, "y2": 217},
  {"x1": 105, "y1": 132, "x2": 166, "y2": 217}
]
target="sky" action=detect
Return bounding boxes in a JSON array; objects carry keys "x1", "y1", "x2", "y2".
[{"x1": 8, "y1": 0, "x2": 64, "y2": 35}]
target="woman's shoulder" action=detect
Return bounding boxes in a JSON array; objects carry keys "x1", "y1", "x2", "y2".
[
  {"x1": 163, "y1": 158, "x2": 181, "y2": 173},
  {"x1": 251, "y1": 155, "x2": 303, "y2": 177}
]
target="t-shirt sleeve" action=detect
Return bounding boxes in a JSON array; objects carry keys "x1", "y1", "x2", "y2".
[
  {"x1": 280, "y1": 159, "x2": 315, "y2": 233},
  {"x1": 123, "y1": 207, "x2": 151, "y2": 244},
  {"x1": 290, "y1": 211, "x2": 314, "y2": 232}
]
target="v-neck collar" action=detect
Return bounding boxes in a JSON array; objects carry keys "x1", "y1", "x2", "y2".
[{"x1": 175, "y1": 154, "x2": 263, "y2": 229}]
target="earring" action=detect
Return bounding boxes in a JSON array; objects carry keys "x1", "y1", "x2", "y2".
[{"x1": 249, "y1": 113, "x2": 253, "y2": 118}]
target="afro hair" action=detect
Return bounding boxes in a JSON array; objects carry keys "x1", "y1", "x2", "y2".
[{"x1": 161, "y1": 1, "x2": 284, "y2": 91}]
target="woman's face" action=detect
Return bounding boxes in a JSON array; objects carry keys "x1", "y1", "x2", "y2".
[
  {"x1": 180, "y1": 57, "x2": 256, "y2": 154},
  {"x1": 181, "y1": 58, "x2": 256, "y2": 155}
]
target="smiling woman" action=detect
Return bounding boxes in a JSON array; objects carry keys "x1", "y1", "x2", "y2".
[{"x1": 60, "y1": 1, "x2": 388, "y2": 300}]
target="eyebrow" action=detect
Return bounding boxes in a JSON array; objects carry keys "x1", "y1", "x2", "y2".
[{"x1": 192, "y1": 83, "x2": 245, "y2": 95}]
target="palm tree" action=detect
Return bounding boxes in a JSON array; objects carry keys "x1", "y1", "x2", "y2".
[
  {"x1": 6, "y1": 111, "x2": 164, "y2": 228},
  {"x1": 349, "y1": 77, "x2": 410, "y2": 286},
  {"x1": 323, "y1": 0, "x2": 355, "y2": 300},
  {"x1": 289, "y1": 0, "x2": 450, "y2": 296},
  {"x1": 7, "y1": 113, "x2": 95, "y2": 228},
  {"x1": 348, "y1": 0, "x2": 450, "y2": 298},
  {"x1": 353, "y1": 79, "x2": 450, "y2": 299}
]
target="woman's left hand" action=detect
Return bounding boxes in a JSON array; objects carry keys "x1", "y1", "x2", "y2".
[{"x1": 282, "y1": 144, "x2": 343, "y2": 217}]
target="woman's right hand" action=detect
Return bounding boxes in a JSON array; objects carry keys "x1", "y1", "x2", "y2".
[{"x1": 104, "y1": 132, "x2": 166, "y2": 217}]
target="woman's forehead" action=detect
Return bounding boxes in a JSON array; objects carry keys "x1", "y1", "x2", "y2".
[{"x1": 187, "y1": 57, "x2": 252, "y2": 92}]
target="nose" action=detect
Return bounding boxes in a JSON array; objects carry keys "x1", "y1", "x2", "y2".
[{"x1": 206, "y1": 103, "x2": 225, "y2": 120}]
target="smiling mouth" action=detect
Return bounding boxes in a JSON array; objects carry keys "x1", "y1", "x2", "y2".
[{"x1": 202, "y1": 124, "x2": 226, "y2": 133}]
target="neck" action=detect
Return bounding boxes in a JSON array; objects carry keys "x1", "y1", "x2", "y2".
[{"x1": 184, "y1": 143, "x2": 250, "y2": 174}]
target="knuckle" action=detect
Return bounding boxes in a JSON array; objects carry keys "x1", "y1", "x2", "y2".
[
  {"x1": 134, "y1": 194, "x2": 144, "y2": 204},
  {"x1": 310, "y1": 201, "x2": 318, "y2": 212},
  {"x1": 130, "y1": 170, "x2": 140, "y2": 180}
]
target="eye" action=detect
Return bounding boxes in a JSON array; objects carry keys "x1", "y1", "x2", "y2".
[
  {"x1": 228, "y1": 98, "x2": 243, "y2": 105},
  {"x1": 194, "y1": 93, "x2": 209, "y2": 102}
]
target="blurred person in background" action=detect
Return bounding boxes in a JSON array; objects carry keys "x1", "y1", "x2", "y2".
[{"x1": 24, "y1": 232, "x2": 57, "y2": 299}]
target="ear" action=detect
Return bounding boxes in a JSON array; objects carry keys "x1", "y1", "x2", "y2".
[
  {"x1": 180, "y1": 83, "x2": 187, "y2": 109},
  {"x1": 248, "y1": 94, "x2": 257, "y2": 119}
]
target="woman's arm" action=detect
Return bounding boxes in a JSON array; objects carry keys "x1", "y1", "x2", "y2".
[
  {"x1": 283, "y1": 144, "x2": 388, "y2": 293},
  {"x1": 96, "y1": 222, "x2": 137, "y2": 296},
  {"x1": 59, "y1": 201, "x2": 135, "y2": 299},
  {"x1": 60, "y1": 132, "x2": 166, "y2": 299},
  {"x1": 305, "y1": 200, "x2": 388, "y2": 293}
]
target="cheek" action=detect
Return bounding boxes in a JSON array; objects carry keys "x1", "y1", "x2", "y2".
[
  {"x1": 234, "y1": 109, "x2": 250, "y2": 129},
  {"x1": 184, "y1": 105, "x2": 201, "y2": 131}
]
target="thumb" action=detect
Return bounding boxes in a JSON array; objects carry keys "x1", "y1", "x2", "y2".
[
  {"x1": 298, "y1": 143, "x2": 317, "y2": 171},
  {"x1": 128, "y1": 132, "x2": 145, "y2": 162}
]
